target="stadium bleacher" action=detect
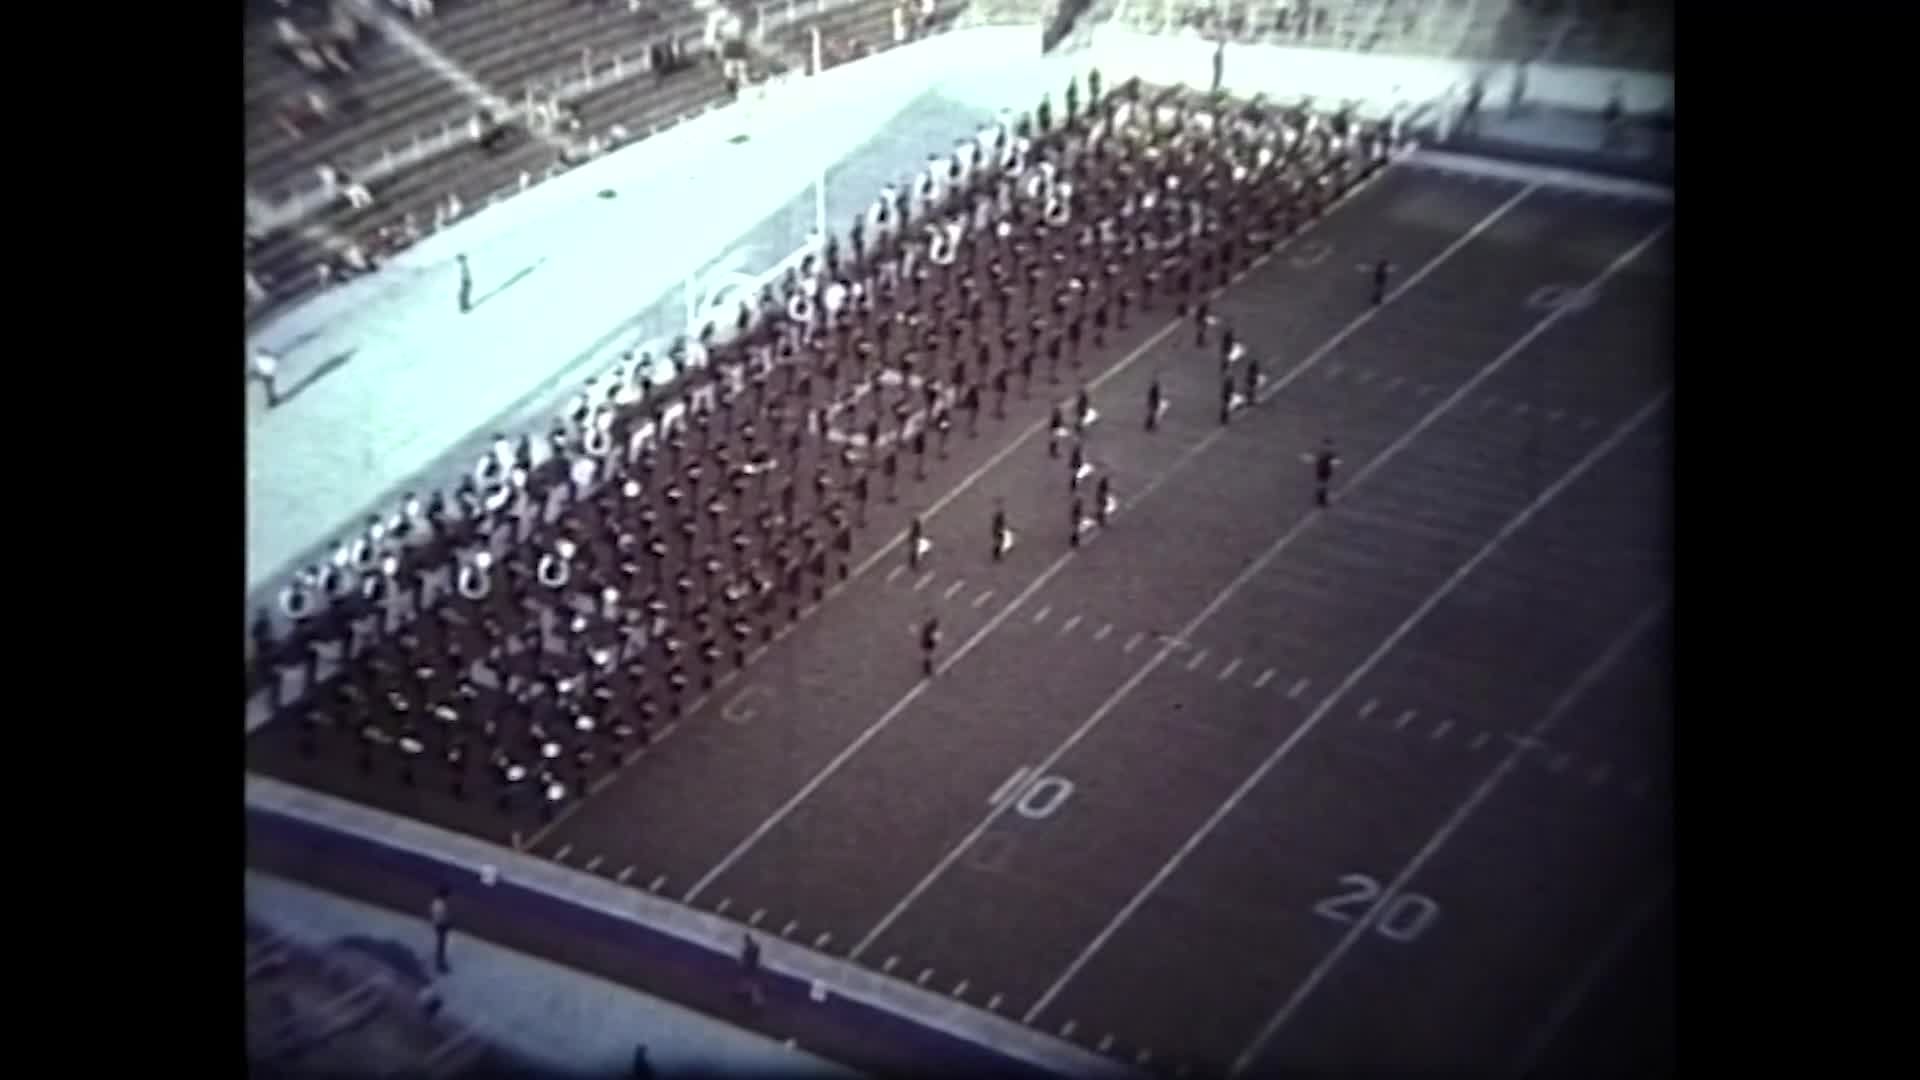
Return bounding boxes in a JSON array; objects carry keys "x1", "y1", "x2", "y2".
[
  {"x1": 1123, "y1": 0, "x2": 1673, "y2": 71},
  {"x1": 246, "y1": 916, "x2": 509, "y2": 1076},
  {"x1": 247, "y1": 0, "x2": 727, "y2": 322}
]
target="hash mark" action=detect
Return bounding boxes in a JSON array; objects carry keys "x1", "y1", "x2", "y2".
[
  {"x1": 749, "y1": 909, "x2": 766, "y2": 926},
  {"x1": 1431, "y1": 719, "x2": 1453, "y2": 740},
  {"x1": 1098, "y1": 1034, "x2": 1115, "y2": 1053},
  {"x1": 1218, "y1": 657, "x2": 1242, "y2": 681},
  {"x1": 953, "y1": 979, "x2": 970, "y2": 998},
  {"x1": 1288, "y1": 677, "x2": 1310, "y2": 699},
  {"x1": 882, "y1": 955, "x2": 900, "y2": 973},
  {"x1": 987, "y1": 992, "x2": 1004, "y2": 1011},
  {"x1": 1094, "y1": 622, "x2": 1113, "y2": 641},
  {"x1": 1254, "y1": 667, "x2": 1276, "y2": 689},
  {"x1": 1124, "y1": 631, "x2": 1144, "y2": 653},
  {"x1": 617, "y1": 866, "x2": 636, "y2": 883},
  {"x1": 781, "y1": 920, "x2": 799, "y2": 937},
  {"x1": 1470, "y1": 731, "x2": 1491, "y2": 750},
  {"x1": 716, "y1": 898, "x2": 732, "y2": 915},
  {"x1": 913, "y1": 572, "x2": 935, "y2": 592},
  {"x1": 584, "y1": 855, "x2": 604, "y2": 873},
  {"x1": 1185, "y1": 648, "x2": 1210, "y2": 671},
  {"x1": 814, "y1": 931, "x2": 833, "y2": 949},
  {"x1": 916, "y1": 968, "x2": 934, "y2": 986},
  {"x1": 886, "y1": 565, "x2": 905, "y2": 584},
  {"x1": 1358, "y1": 698, "x2": 1379, "y2": 720},
  {"x1": 553, "y1": 844, "x2": 572, "y2": 862},
  {"x1": 943, "y1": 580, "x2": 966, "y2": 600},
  {"x1": 973, "y1": 589, "x2": 994, "y2": 608},
  {"x1": 1060, "y1": 614, "x2": 1083, "y2": 636},
  {"x1": 1061, "y1": 1020, "x2": 1079, "y2": 1038},
  {"x1": 1549, "y1": 753, "x2": 1572, "y2": 773},
  {"x1": 648, "y1": 875, "x2": 666, "y2": 892},
  {"x1": 1032, "y1": 605, "x2": 1052, "y2": 624}
]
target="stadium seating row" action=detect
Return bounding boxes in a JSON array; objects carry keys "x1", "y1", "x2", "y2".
[
  {"x1": 246, "y1": 917, "x2": 498, "y2": 1076},
  {"x1": 1121, "y1": 0, "x2": 1672, "y2": 72},
  {"x1": 245, "y1": 0, "x2": 963, "y2": 323}
]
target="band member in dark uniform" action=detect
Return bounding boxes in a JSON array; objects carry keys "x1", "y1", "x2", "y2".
[{"x1": 1311, "y1": 437, "x2": 1342, "y2": 507}]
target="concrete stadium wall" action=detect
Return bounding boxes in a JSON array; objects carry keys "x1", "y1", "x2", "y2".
[{"x1": 1087, "y1": 27, "x2": 1674, "y2": 121}]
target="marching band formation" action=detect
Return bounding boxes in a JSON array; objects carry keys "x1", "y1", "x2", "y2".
[{"x1": 248, "y1": 72, "x2": 1399, "y2": 828}]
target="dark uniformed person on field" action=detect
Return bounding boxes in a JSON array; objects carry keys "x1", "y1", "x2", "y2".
[
  {"x1": 919, "y1": 614, "x2": 941, "y2": 676},
  {"x1": 1312, "y1": 437, "x2": 1342, "y2": 507},
  {"x1": 1371, "y1": 258, "x2": 1392, "y2": 307}
]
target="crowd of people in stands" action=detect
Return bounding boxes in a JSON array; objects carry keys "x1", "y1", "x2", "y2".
[{"x1": 248, "y1": 72, "x2": 1399, "y2": 825}]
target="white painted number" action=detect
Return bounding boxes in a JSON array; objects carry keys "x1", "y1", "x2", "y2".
[
  {"x1": 1312, "y1": 873, "x2": 1379, "y2": 924},
  {"x1": 1375, "y1": 892, "x2": 1440, "y2": 943},
  {"x1": 1312, "y1": 873, "x2": 1441, "y2": 944},
  {"x1": 1016, "y1": 776, "x2": 1075, "y2": 820}
]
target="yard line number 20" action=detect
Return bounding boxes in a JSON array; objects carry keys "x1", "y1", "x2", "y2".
[{"x1": 1313, "y1": 873, "x2": 1442, "y2": 944}]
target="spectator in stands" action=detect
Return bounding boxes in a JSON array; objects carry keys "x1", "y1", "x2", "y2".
[
  {"x1": 275, "y1": 90, "x2": 333, "y2": 139},
  {"x1": 341, "y1": 240, "x2": 374, "y2": 276},
  {"x1": 435, "y1": 192, "x2": 464, "y2": 230},
  {"x1": 631, "y1": 1044, "x2": 654, "y2": 1079},
  {"x1": 316, "y1": 162, "x2": 341, "y2": 195},
  {"x1": 274, "y1": 18, "x2": 323, "y2": 74},
  {"x1": 247, "y1": 270, "x2": 269, "y2": 309}
]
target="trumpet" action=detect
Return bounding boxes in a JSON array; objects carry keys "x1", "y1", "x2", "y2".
[
  {"x1": 538, "y1": 539, "x2": 577, "y2": 589},
  {"x1": 927, "y1": 219, "x2": 963, "y2": 266},
  {"x1": 279, "y1": 578, "x2": 316, "y2": 619},
  {"x1": 584, "y1": 419, "x2": 613, "y2": 458},
  {"x1": 350, "y1": 534, "x2": 380, "y2": 575},
  {"x1": 475, "y1": 451, "x2": 506, "y2": 487},
  {"x1": 320, "y1": 563, "x2": 354, "y2": 603},
  {"x1": 1044, "y1": 185, "x2": 1072, "y2": 227},
  {"x1": 1002, "y1": 138, "x2": 1028, "y2": 177},
  {"x1": 457, "y1": 550, "x2": 493, "y2": 600},
  {"x1": 361, "y1": 554, "x2": 399, "y2": 603},
  {"x1": 569, "y1": 455, "x2": 598, "y2": 491}
]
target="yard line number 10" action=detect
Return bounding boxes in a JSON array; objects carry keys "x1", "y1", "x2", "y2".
[{"x1": 1313, "y1": 873, "x2": 1442, "y2": 944}]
